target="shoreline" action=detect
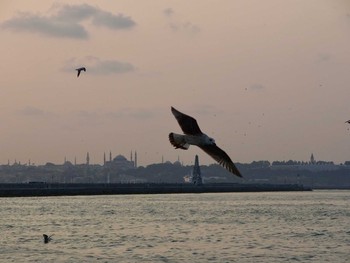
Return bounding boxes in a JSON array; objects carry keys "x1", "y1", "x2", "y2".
[{"x1": 0, "y1": 182, "x2": 312, "y2": 197}]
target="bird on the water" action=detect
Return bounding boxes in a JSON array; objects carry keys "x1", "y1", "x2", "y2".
[
  {"x1": 169, "y1": 106, "x2": 242, "y2": 178},
  {"x1": 76, "y1": 67, "x2": 86, "y2": 77},
  {"x1": 43, "y1": 234, "x2": 53, "y2": 244}
]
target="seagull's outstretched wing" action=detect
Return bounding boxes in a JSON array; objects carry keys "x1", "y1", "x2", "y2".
[
  {"x1": 171, "y1": 107, "x2": 203, "y2": 135},
  {"x1": 199, "y1": 144, "x2": 242, "y2": 177},
  {"x1": 77, "y1": 69, "x2": 81, "y2": 77},
  {"x1": 345, "y1": 120, "x2": 350, "y2": 124}
]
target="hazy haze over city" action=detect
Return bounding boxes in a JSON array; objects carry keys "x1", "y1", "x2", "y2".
[{"x1": 1, "y1": 0, "x2": 350, "y2": 166}]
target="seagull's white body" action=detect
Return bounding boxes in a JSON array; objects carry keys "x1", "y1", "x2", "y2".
[{"x1": 169, "y1": 133, "x2": 214, "y2": 150}]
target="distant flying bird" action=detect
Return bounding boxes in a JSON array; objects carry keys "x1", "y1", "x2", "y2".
[
  {"x1": 169, "y1": 107, "x2": 242, "y2": 178},
  {"x1": 76, "y1": 67, "x2": 86, "y2": 77},
  {"x1": 43, "y1": 234, "x2": 53, "y2": 244},
  {"x1": 345, "y1": 120, "x2": 350, "y2": 124}
]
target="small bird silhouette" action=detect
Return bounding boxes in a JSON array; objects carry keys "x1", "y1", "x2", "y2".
[
  {"x1": 76, "y1": 67, "x2": 86, "y2": 77},
  {"x1": 43, "y1": 234, "x2": 53, "y2": 243},
  {"x1": 345, "y1": 120, "x2": 350, "y2": 124}
]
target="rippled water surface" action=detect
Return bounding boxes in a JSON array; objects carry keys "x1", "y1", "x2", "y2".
[{"x1": 1, "y1": 191, "x2": 349, "y2": 262}]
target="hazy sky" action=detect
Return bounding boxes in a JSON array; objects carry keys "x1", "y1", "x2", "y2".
[{"x1": 1, "y1": 0, "x2": 350, "y2": 166}]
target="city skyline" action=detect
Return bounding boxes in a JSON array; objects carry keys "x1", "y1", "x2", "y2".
[
  {"x1": 1, "y1": 150, "x2": 342, "y2": 167},
  {"x1": 1, "y1": 1, "x2": 350, "y2": 166}
]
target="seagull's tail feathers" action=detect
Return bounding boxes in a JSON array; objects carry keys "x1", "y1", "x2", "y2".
[{"x1": 169, "y1": 133, "x2": 190, "y2": 150}]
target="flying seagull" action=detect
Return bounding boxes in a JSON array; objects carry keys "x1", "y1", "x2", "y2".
[
  {"x1": 43, "y1": 234, "x2": 53, "y2": 244},
  {"x1": 76, "y1": 67, "x2": 86, "y2": 77},
  {"x1": 169, "y1": 107, "x2": 242, "y2": 177}
]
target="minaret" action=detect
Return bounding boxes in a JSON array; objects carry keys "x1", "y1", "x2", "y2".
[
  {"x1": 103, "y1": 152, "x2": 106, "y2": 165},
  {"x1": 162, "y1": 155, "x2": 164, "y2": 164},
  {"x1": 74, "y1": 157, "x2": 77, "y2": 166},
  {"x1": 86, "y1": 152, "x2": 90, "y2": 165},
  {"x1": 109, "y1": 151, "x2": 112, "y2": 162},
  {"x1": 191, "y1": 155, "x2": 203, "y2": 186},
  {"x1": 310, "y1": 153, "x2": 315, "y2": 164},
  {"x1": 134, "y1": 151, "x2": 137, "y2": 168}
]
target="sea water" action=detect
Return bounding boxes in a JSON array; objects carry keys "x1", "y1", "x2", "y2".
[{"x1": 0, "y1": 191, "x2": 349, "y2": 262}]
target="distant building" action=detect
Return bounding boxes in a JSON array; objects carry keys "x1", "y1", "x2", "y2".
[
  {"x1": 270, "y1": 152, "x2": 340, "y2": 171},
  {"x1": 105, "y1": 155, "x2": 135, "y2": 171}
]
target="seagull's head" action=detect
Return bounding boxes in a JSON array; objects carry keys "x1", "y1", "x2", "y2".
[{"x1": 205, "y1": 136, "x2": 216, "y2": 145}]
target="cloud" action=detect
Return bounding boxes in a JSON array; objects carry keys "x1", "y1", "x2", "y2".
[
  {"x1": 63, "y1": 56, "x2": 135, "y2": 75},
  {"x1": 1, "y1": 4, "x2": 136, "y2": 39},
  {"x1": 163, "y1": 8, "x2": 200, "y2": 35},
  {"x1": 316, "y1": 53, "x2": 331, "y2": 63},
  {"x1": 17, "y1": 106, "x2": 55, "y2": 118},
  {"x1": 74, "y1": 108, "x2": 155, "y2": 121},
  {"x1": 169, "y1": 21, "x2": 200, "y2": 34},
  {"x1": 163, "y1": 8, "x2": 174, "y2": 17},
  {"x1": 88, "y1": 58, "x2": 135, "y2": 75},
  {"x1": 60, "y1": 108, "x2": 155, "y2": 131},
  {"x1": 92, "y1": 11, "x2": 135, "y2": 30},
  {"x1": 189, "y1": 104, "x2": 222, "y2": 116},
  {"x1": 249, "y1": 84, "x2": 266, "y2": 91},
  {"x1": 1, "y1": 12, "x2": 88, "y2": 39},
  {"x1": 54, "y1": 3, "x2": 98, "y2": 22},
  {"x1": 106, "y1": 108, "x2": 155, "y2": 120}
]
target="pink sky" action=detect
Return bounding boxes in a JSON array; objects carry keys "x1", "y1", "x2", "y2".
[{"x1": 1, "y1": 0, "x2": 350, "y2": 166}]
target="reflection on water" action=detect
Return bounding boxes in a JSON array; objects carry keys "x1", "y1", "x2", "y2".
[{"x1": 0, "y1": 191, "x2": 349, "y2": 262}]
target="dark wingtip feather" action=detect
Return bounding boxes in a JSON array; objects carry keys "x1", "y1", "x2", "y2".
[{"x1": 219, "y1": 160, "x2": 242, "y2": 178}]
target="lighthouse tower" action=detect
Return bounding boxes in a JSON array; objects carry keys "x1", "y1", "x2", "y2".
[{"x1": 191, "y1": 155, "x2": 203, "y2": 186}]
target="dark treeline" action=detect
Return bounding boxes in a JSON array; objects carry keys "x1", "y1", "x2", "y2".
[{"x1": 271, "y1": 160, "x2": 334, "y2": 165}]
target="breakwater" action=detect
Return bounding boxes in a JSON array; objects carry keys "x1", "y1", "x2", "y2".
[{"x1": 0, "y1": 182, "x2": 311, "y2": 197}]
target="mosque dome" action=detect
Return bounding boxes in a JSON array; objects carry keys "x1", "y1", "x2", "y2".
[
  {"x1": 113, "y1": 155, "x2": 127, "y2": 162},
  {"x1": 173, "y1": 161, "x2": 182, "y2": 166}
]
